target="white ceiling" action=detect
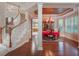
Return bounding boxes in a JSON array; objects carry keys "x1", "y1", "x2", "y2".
[
  {"x1": 6, "y1": 3, "x2": 79, "y2": 11},
  {"x1": 6, "y1": 2, "x2": 37, "y2": 10}
]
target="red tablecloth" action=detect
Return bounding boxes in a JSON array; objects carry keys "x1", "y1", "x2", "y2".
[
  {"x1": 42, "y1": 30, "x2": 59, "y2": 39},
  {"x1": 52, "y1": 32, "x2": 59, "y2": 37},
  {"x1": 42, "y1": 31, "x2": 49, "y2": 35}
]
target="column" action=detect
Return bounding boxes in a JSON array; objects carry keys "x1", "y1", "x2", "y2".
[
  {"x1": 37, "y1": 3, "x2": 43, "y2": 50},
  {"x1": 56, "y1": 18, "x2": 59, "y2": 29},
  {"x1": 0, "y1": 27, "x2": 2, "y2": 43},
  {"x1": 77, "y1": 7, "x2": 79, "y2": 48},
  {"x1": 63, "y1": 18, "x2": 65, "y2": 33},
  {"x1": 63, "y1": 17, "x2": 66, "y2": 37}
]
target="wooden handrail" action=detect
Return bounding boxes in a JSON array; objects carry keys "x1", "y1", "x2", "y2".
[
  {"x1": 2, "y1": 8, "x2": 20, "y2": 30},
  {"x1": 1, "y1": 19, "x2": 27, "y2": 48},
  {"x1": 12, "y1": 20, "x2": 27, "y2": 30},
  {"x1": 2, "y1": 19, "x2": 27, "y2": 30},
  {"x1": 13, "y1": 9, "x2": 20, "y2": 20},
  {"x1": 2, "y1": 25, "x2": 6, "y2": 29},
  {"x1": 1, "y1": 9, "x2": 26, "y2": 48}
]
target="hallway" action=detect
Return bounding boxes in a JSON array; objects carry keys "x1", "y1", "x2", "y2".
[
  {"x1": 0, "y1": 2, "x2": 79, "y2": 56},
  {"x1": 6, "y1": 37, "x2": 79, "y2": 56}
]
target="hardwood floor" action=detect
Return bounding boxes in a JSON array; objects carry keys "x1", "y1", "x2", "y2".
[
  {"x1": 6, "y1": 37, "x2": 79, "y2": 56},
  {"x1": 6, "y1": 41, "x2": 32, "y2": 56},
  {"x1": 42, "y1": 38, "x2": 78, "y2": 56}
]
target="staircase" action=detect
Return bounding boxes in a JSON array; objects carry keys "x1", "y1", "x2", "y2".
[{"x1": 0, "y1": 18, "x2": 31, "y2": 56}]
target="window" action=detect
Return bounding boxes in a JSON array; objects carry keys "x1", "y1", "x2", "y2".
[
  {"x1": 65, "y1": 15, "x2": 78, "y2": 33},
  {"x1": 66, "y1": 17, "x2": 71, "y2": 33},
  {"x1": 54, "y1": 19, "x2": 57, "y2": 29},
  {"x1": 65, "y1": 17, "x2": 71, "y2": 33},
  {"x1": 58, "y1": 19, "x2": 64, "y2": 32},
  {"x1": 71, "y1": 16, "x2": 73, "y2": 33},
  {"x1": 73, "y1": 15, "x2": 78, "y2": 33}
]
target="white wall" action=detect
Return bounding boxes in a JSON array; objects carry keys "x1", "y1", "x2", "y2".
[
  {"x1": 0, "y1": 3, "x2": 32, "y2": 55},
  {"x1": 0, "y1": 3, "x2": 6, "y2": 27}
]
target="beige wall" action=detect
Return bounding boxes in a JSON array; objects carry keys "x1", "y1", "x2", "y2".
[{"x1": 0, "y1": 3, "x2": 6, "y2": 27}]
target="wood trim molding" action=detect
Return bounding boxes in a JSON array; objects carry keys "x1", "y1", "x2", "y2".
[
  {"x1": 12, "y1": 20, "x2": 27, "y2": 30},
  {"x1": 58, "y1": 8, "x2": 73, "y2": 16},
  {"x1": 62, "y1": 32, "x2": 79, "y2": 43}
]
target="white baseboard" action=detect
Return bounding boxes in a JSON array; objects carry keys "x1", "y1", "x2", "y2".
[
  {"x1": 37, "y1": 46, "x2": 43, "y2": 50},
  {"x1": 61, "y1": 34, "x2": 78, "y2": 43},
  {"x1": 78, "y1": 45, "x2": 79, "y2": 48},
  {"x1": 0, "y1": 31, "x2": 31, "y2": 56}
]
